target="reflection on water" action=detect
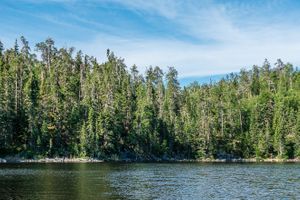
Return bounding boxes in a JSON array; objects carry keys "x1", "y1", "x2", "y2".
[{"x1": 0, "y1": 163, "x2": 299, "y2": 200}]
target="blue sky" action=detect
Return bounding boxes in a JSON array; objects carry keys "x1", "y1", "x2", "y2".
[{"x1": 1, "y1": 0, "x2": 300, "y2": 84}]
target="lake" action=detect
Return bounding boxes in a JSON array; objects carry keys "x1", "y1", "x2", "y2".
[{"x1": 0, "y1": 163, "x2": 299, "y2": 199}]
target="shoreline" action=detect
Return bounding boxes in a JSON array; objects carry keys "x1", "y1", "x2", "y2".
[{"x1": 0, "y1": 157, "x2": 300, "y2": 164}]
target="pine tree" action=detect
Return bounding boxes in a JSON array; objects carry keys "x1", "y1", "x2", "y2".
[{"x1": 0, "y1": 38, "x2": 299, "y2": 160}]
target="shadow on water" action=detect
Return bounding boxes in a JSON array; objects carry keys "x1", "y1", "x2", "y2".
[
  {"x1": 0, "y1": 162, "x2": 300, "y2": 200},
  {"x1": 0, "y1": 163, "x2": 124, "y2": 200}
]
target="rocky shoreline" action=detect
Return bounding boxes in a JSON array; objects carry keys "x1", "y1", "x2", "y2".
[
  {"x1": 0, "y1": 157, "x2": 300, "y2": 163},
  {"x1": 0, "y1": 157, "x2": 104, "y2": 163}
]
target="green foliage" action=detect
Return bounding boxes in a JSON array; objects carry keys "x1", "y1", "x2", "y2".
[{"x1": 0, "y1": 37, "x2": 299, "y2": 159}]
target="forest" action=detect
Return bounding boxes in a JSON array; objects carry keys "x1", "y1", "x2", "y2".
[{"x1": 0, "y1": 37, "x2": 299, "y2": 160}]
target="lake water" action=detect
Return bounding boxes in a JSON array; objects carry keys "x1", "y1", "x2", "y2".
[{"x1": 0, "y1": 163, "x2": 299, "y2": 199}]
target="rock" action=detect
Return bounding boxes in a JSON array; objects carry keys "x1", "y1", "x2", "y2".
[{"x1": 0, "y1": 158, "x2": 7, "y2": 163}]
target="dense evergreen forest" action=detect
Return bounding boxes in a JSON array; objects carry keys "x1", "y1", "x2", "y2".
[{"x1": 0, "y1": 37, "x2": 299, "y2": 160}]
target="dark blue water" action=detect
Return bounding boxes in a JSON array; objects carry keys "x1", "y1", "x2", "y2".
[{"x1": 0, "y1": 163, "x2": 299, "y2": 199}]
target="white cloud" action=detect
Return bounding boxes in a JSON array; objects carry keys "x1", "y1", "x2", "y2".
[
  {"x1": 3, "y1": 0, "x2": 300, "y2": 77},
  {"x1": 74, "y1": 28, "x2": 300, "y2": 78},
  {"x1": 72, "y1": 0, "x2": 300, "y2": 77}
]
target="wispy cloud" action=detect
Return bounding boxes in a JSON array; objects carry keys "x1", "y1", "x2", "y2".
[
  {"x1": 73, "y1": 0, "x2": 300, "y2": 76},
  {"x1": 75, "y1": 31, "x2": 300, "y2": 77},
  {"x1": 1, "y1": 0, "x2": 300, "y2": 77}
]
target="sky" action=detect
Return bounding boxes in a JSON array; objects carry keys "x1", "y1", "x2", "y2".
[{"x1": 1, "y1": 0, "x2": 300, "y2": 85}]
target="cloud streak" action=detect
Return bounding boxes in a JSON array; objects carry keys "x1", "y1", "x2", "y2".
[
  {"x1": 1, "y1": 0, "x2": 300, "y2": 77},
  {"x1": 72, "y1": 0, "x2": 300, "y2": 77}
]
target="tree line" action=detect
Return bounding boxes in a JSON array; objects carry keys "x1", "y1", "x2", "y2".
[{"x1": 0, "y1": 37, "x2": 299, "y2": 160}]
